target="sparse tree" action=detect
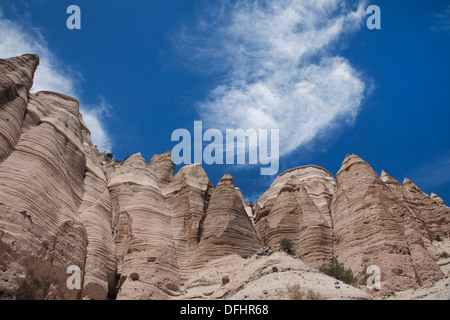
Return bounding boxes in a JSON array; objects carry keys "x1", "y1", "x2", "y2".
[{"x1": 320, "y1": 258, "x2": 357, "y2": 286}]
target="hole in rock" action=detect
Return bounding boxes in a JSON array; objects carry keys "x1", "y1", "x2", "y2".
[
  {"x1": 165, "y1": 283, "x2": 179, "y2": 292},
  {"x1": 130, "y1": 273, "x2": 140, "y2": 281}
]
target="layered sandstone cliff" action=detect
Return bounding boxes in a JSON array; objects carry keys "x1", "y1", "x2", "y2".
[
  {"x1": 254, "y1": 167, "x2": 335, "y2": 270},
  {"x1": 0, "y1": 55, "x2": 115, "y2": 299},
  {"x1": 330, "y1": 155, "x2": 443, "y2": 292},
  {"x1": 0, "y1": 55, "x2": 448, "y2": 300}
]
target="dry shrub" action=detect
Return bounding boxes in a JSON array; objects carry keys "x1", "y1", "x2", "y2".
[
  {"x1": 306, "y1": 288, "x2": 323, "y2": 300},
  {"x1": 286, "y1": 284, "x2": 324, "y2": 300},
  {"x1": 286, "y1": 284, "x2": 304, "y2": 300}
]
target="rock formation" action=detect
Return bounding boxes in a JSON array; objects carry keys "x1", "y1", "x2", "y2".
[
  {"x1": 0, "y1": 55, "x2": 39, "y2": 162},
  {"x1": 380, "y1": 171, "x2": 444, "y2": 286},
  {"x1": 235, "y1": 188, "x2": 255, "y2": 225},
  {"x1": 330, "y1": 155, "x2": 443, "y2": 292},
  {"x1": 108, "y1": 153, "x2": 181, "y2": 299},
  {"x1": 0, "y1": 55, "x2": 113, "y2": 299},
  {"x1": 254, "y1": 166, "x2": 335, "y2": 269},
  {"x1": 195, "y1": 174, "x2": 260, "y2": 264},
  {"x1": 401, "y1": 178, "x2": 449, "y2": 239},
  {"x1": 0, "y1": 55, "x2": 449, "y2": 300}
]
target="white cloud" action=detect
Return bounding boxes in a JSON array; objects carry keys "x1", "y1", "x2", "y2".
[
  {"x1": 180, "y1": 0, "x2": 367, "y2": 156},
  {"x1": 432, "y1": 4, "x2": 450, "y2": 32},
  {"x1": 81, "y1": 98, "x2": 113, "y2": 152},
  {"x1": 0, "y1": 9, "x2": 112, "y2": 152}
]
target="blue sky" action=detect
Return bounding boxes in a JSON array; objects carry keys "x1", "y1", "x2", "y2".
[{"x1": 0, "y1": 0, "x2": 449, "y2": 204}]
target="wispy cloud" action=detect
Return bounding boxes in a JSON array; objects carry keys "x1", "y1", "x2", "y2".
[
  {"x1": 0, "y1": 8, "x2": 112, "y2": 152},
  {"x1": 81, "y1": 98, "x2": 113, "y2": 152},
  {"x1": 178, "y1": 0, "x2": 367, "y2": 157},
  {"x1": 431, "y1": 3, "x2": 450, "y2": 32},
  {"x1": 409, "y1": 151, "x2": 450, "y2": 190}
]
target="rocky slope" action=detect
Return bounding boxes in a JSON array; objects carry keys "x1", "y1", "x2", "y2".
[{"x1": 0, "y1": 54, "x2": 449, "y2": 300}]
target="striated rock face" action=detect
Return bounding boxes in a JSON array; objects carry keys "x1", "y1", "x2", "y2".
[
  {"x1": 431, "y1": 193, "x2": 445, "y2": 206},
  {"x1": 255, "y1": 166, "x2": 335, "y2": 226},
  {"x1": 108, "y1": 153, "x2": 181, "y2": 300},
  {"x1": 195, "y1": 175, "x2": 260, "y2": 264},
  {"x1": 163, "y1": 163, "x2": 214, "y2": 264},
  {"x1": 235, "y1": 188, "x2": 255, "y2": 225},
  {"x1": 0, "y1": 55, "x2": 115, "y2": 299},
  {"x1": 380, "y1": 171, "x2": 443, "y2": 286},
  {"x1": 254, "y1": 156, "x2": 447, "y2": 294},
  {"x1": 0, "y1": 55, "x2": 448, "y2": 300},
  {"x1": 330, "y1": 155, "x2": 442, "y2": 293},
  {"x1": 0, "y1": 54, "x2": 39, "y2": 162},
  {"x1": 401, "y1": 179, "x2": 449, "y2": 239},
  {"x1": 254, "y1": 166, "x2": 334, "y2": 269},
  {"x1": 150, "y1": 151, "x2": 175, "y2": 191}
]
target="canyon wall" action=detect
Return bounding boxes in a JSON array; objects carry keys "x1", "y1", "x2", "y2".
[{"x1": 0, "y1": 55, "x2": 448, "y2": 299}]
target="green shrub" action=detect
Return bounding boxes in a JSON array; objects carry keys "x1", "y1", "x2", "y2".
[
  {"x1": 321, "y1": 258, "x2": 358, "y2": 286},
  {"x1": 105, "y1": 152, "x2": 114, "y2": 161},
  {"x1": 439, "y1": 251, "x2": 449, "y2": 259},
  {"x1": 279, "y1": 238, "x2": 294, "y2": 255}
]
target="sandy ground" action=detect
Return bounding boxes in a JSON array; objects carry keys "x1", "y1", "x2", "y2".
[
  {"x1": 227, "y1": 269, "x2": 372, "y2": 300},
  {"x1": 180, "y1": 251, "x2": 372, "y2": 300},
  {"x1": 179, "y1": 238, "x2": 450, "y2": 300},
  {"x1": 385, "y1": 277, "x2": 449, "y2": 300}
]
